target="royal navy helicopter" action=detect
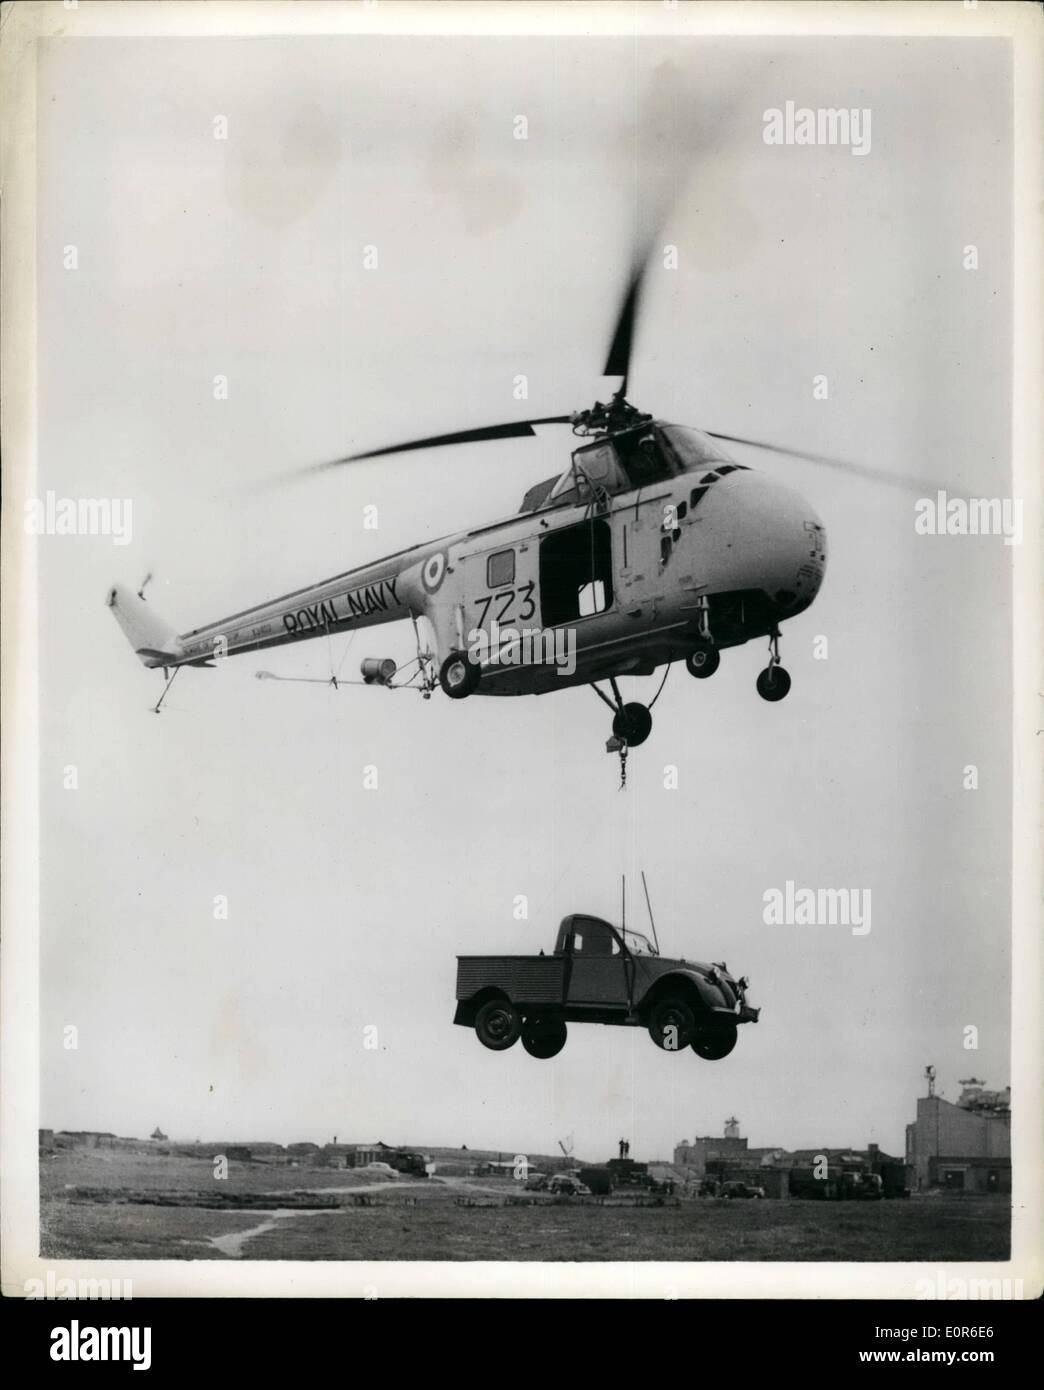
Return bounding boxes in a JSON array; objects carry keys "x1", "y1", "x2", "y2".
[{"x1": 109, "y1": 236, "x2": 851, "y2": 749}]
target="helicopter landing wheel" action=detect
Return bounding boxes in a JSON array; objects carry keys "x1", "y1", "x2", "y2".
[
  {"x1": 612, "y1": 701, "x2": 652, "y2": 748},
  {"x1": 756, "y1": 665, "x2": 791, "y2": 702},
  {"x1": 439, "y1": 650, "x2": 481, "y2": 699},
  {"x1": 685, "y1": 642, "x2": 720, "y2": 679}
]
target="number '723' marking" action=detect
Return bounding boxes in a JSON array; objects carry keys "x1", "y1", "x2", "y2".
[{"x1": 473, "y1": 581, "x2": 535, "y2": 628}]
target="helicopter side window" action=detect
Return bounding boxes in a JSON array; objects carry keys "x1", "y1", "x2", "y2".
[{"x1": 486, "y1": 549, "x2": 515, "y2": 589}]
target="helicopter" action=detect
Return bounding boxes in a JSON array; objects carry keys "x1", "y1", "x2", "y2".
[{"x1": 109, "y1": 232, "x2": 863, "y2": 749}]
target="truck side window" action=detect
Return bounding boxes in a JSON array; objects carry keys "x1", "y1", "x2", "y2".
[
  {"x1": 487, "y1": 549, "x2": 515, "y2": 589},
  {"x1": 572, "y1": 920, "x2": 618, "y2": 956}
]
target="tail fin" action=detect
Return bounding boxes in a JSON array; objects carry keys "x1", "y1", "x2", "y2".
[{"x1": 106, "y1": 583, "x2": 183, "y2": 668}]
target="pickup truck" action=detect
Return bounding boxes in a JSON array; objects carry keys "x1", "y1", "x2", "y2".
[{"x1": 454, "y1": 914, "x2": 758, "y2": 1060}]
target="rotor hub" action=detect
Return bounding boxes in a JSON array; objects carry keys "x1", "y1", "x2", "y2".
[{"x1": 571, "y1": 394, "x2": 652, "y2": 438}]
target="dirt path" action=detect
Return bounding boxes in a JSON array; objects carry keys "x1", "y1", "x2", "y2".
[{"x1": 206, "y1": 1180, "x2": 488, "y2": 1258}]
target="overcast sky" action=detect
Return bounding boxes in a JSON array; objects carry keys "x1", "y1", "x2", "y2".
[{"x1": 37, "y1": 32, "x2": 1012, "y2": 1162}]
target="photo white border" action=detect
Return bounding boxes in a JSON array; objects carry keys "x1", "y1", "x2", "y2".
[{"x1": 2, "y1": 0, "x2": 1040, "y2": 1300}]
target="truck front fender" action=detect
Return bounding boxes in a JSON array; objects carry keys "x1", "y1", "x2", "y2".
[{"x1": 638, "y1": 970, "x2": 727, "y2": 1016}]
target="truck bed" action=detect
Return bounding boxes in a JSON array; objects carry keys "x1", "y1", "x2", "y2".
[{"x1": 455, "y1": 954, "x2": 567, "y2": 1005}]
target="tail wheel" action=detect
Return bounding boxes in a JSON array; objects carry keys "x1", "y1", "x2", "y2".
[
  {"x1": 685, "y1": 643, "x2": 720, "y2": 679},
  {"x1": 521, "y1": 1016, "x2": 567, "y2": 1059},
  {"x1": 647, "y1": 996, "x2": 696, "y2": 1051},
  {"x1": 612, "y1": 701, "x2": 653, "y2": 748},
  {"x1": 474, "y1": 997, "x2": 521, "y2": 1051},
  {"x1": 756, "y1": 665, "x2": 791, "y2": 702},
  {"x1": 691, "y1": 1024, "x2": 738, "y2": 1060},
  {"x1": 439, "y1": 651, "x2": 481, "y2": 699}
]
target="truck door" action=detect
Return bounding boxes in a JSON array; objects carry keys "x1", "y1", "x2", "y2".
[{"x1": 565, "y1": 918, "x2": 630, "y2": 1004}]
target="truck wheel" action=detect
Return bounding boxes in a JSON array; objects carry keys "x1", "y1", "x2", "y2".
[
  {"x1": 691, "y1": 1024, "x2": 738, "y2": 1060},
  {"x1": 647, "y1": 997, "x2": 696, "y2": 1051},
  {"x1": 439, "y1": 651, "x2": 481, "y2": 699},
  {"x1": 521, "y1": 1017, "x2": 567, "y2": 1059},
  {"x1": 474, "y1": 997, "x2": 521, "y2": 1051}
]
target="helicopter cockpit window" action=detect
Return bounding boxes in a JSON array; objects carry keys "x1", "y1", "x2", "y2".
[
  {"x1": 550, "y1": 443, "x2": 621, "y2": 506},
  {"x1": 613, "y1": 430, "x2": 674, "y2": 489},
  {"x1": 689, "y1": 464, "x2": 750, "y2": 511},
  {"x1": 658, "y1": 424, "x2": 739, "y2": 474}
]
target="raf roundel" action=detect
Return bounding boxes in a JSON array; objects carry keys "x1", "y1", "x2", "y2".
[{"x1": 421, "y1": 550, "x2": 447, "y2": 595}]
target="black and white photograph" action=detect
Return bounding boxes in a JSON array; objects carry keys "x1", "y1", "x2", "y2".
[{"x1": 2, "y1": 0, "x2": 1040, "y2": 1321}]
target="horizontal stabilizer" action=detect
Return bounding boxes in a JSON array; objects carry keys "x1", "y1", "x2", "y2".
[{"x1": 106, "y1": 583, "x2": 183, "y2": 668}]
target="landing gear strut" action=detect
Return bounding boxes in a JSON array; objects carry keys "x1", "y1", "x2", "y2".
[
  {"x1": 756, "y1": 628, "x2": 791, "y2": 702},
  {"x1": 685, "y1": 596, "x2": 720, "y2": 678}
]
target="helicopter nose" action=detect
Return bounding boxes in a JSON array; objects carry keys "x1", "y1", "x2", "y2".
[{"x1": 699, "y1": 471, "x2": 827, "y2": 616}]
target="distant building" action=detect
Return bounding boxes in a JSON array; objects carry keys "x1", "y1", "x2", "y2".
[
  {"x1": 905, "y1": 1080, "x2": 1011, "y2": 1193},
  {"x1": 675, "y1": 1120, "x2": 905, "y2": 1197},
  {"x1": 316, "y1": 1144, "x2": 355, "y2": 1169},
  {"x1": 478, "y1": 1159, "x2": 522, "y2": 1177},
  {"x1": 287, "y1": 1142, "x2": 320, "y2": 1162},
  {"x1": 55, "y1": 1131, "x2": 116, "y2": 1149},
  {"x1": 674, "y1": 1120, "x2": 778, "y2": 1176},
  {"x1": 352, "y1": 1143, "x2": 389, "y2": 1167},
  {"x1": 150, "y1": 1126, "x2": 168, "y2": 1141}
]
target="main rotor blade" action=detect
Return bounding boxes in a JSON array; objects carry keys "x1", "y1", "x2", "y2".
[
  {"x1": 705, "y1": 431, "x2": 944, "y2": 493},
  {"x1": 603, "y1": 265, "x2": 644, "y2": 395},
  {"x1": 310, "y1": 416, "x2": 573, "y2": 471}
]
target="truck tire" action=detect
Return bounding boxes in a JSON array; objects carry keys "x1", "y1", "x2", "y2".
[
  {"x1": 521, "y1": 1017, "x2": 567, "y2": 1059},
  {"x1": 691, "y1": 1023, "x2": 738, "y2": 1060},
  {"x1": 647, "y1": 997, "x2": 696, "y2": 1051},
  {"x1": 474, "y1": 997, "x2": 522, "y2": 1051}
]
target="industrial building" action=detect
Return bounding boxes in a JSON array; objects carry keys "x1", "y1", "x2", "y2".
[
  {"x1": 904, "y1": 1079, "x2": 1011, "y2": 1193},
  {"x1": 674, "y1": 1117, "x2": 784, "y2": 1180},
  {"x1": 674, "y1": 1122, "x2": 904, "y2": 1198}
]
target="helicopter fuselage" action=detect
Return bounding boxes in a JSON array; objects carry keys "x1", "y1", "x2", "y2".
[{"x1": 107, "y1": 421, "x2": 827, "y2": 701}]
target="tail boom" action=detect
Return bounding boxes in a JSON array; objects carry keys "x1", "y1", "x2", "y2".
[{"x1": 108, "y1": 546, "x2": 439, "y2": 670}]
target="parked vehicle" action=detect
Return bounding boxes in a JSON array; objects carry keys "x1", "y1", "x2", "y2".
[
  {"x1": 524, "y1": 1172, "x2": 549, "y2": 1191},
  {"x1": 578, "y1": 1166, "x2": 614, "y2": 1195},
  {"x1": 454, "y1": 914, "x2": 758, "y2": 1060},
  {"x1": 547, "y1": 1174, "x2": 591, "y2": 1196},
  {"x1": 788, "y1": 1167, "x2": 883, "y2": 1200},
  {"x1": 722, "y1": 1181, "x2": 765, "y2": 1199}
]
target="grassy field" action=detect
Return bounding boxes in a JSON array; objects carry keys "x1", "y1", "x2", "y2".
[{"x1": 40, "y1": 1150, "x2": 1010, "y2": 1263}]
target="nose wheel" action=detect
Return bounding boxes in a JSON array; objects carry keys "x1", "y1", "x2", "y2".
[
  {"x1": 757, "y1": 629, "x2": 791, "y2": 702},
  {"x1": 685, "y1": 639, "x2": 720, "y2": 679}
]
